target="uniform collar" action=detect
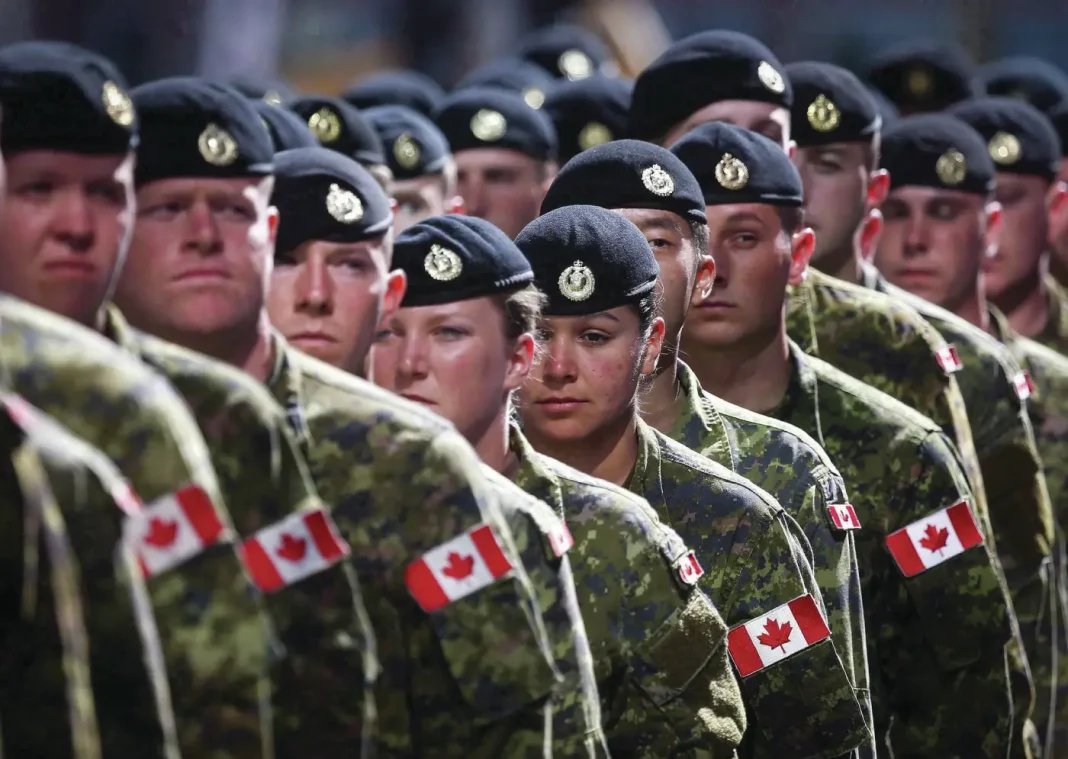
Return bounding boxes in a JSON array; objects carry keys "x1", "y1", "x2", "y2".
[
  {"x1": 508, "y1": 422, "x2": 566, "y2": 516},
  {"x1": 100, "y1": 303, "x2": 141, "y2": 354},
  {"x1": 1040, "y1": 272, "x2": 1068, "y2": 345},
  {"x1": 623, "y1": 418, "x2": 669, "y2": 515},
  {"x1": 265, "y1": 331, "x2": 312, "y2": 449},
  {"x1": 671, "y1": 361, "x2": 736, "y2": 469}
]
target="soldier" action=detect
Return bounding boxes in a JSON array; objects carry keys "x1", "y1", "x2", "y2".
[
  {"x1": 371, "y1": 213, "x2": 745, "y2": 756},
  {"x1": 249, "y1": 97, "x2": 318, "y2": 152},
  {"x1": 537, "y1": 138, "x2": 873, "y2": 756},
  {"x1": 865, "y1": 40, "x2": 978, "y2": 116},
  {"x1": 115, "y1": 75, "x2": 585, "y2": 754},
  {"x1": 363, "y1": 104, "x2": 464, "y2": 233},
  {"x1": 978, "y1": 57, "x2": 1068, "y2": 118},
  {"x1": 515, "y1": 204, "x2": 865, "y2": 758},
  {"x1": 434, "y1": 87, "x2": 557, "y2": 238},
  {"x1": 342, "y1": 69, "x2": 446, "y2": 118},
  {"x1": 673, "y1": 121, "x2": 1016, "y2": 757},
  {"x1": 454, "y1": 57, "x2": 557, "y2": 111},
  {"x1": 542, "y1": 75, "x2": 631, "y2": 163}
]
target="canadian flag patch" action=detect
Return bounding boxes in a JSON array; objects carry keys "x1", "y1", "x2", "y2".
[
  {"x1": 406, "y1": 524, "x2": 514, "y2": 612},
  {"x1": 934, "y1": 344, "x2": 964, "y2": 374},
  {"x1": 885, "y1": 501, "x2": 983, "y2": 578},
  {"x1": 546, "y1": 518, "x2": 574, "y2": 558},
  {"x1": 828, "y1": 503, "x2": 861, "y2": 531},
  {"x1": 1012, "y1": 371, "x2": 1035, "y2": 401},
  {"x1": 727, "y1": 594, "x2": 831, "y2": 677},
  {"x1": 673, "y1": 550, "x2": 704, "y2": 586},
  {"x1": 130, "y1": 486, "x2": 227, "y2": 577},
  {"x1": 240, "y1": 508, "x2": 350, "y2": 592}
]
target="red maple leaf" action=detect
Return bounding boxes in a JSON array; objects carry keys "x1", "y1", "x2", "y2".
[
  {"x1": 276, "y1": 534, "x2": 307, "y2": 562},
  {"x1": 143, "y1": 518, "x2": 178, "y2": 548},
  {"x1": 756, "y1": 618, "x2": 793, "y2": 653},
  {"x1": 919, "y1": 523, "x2": 950, "y2": 555},
  {"x1": 442, "y1": 552, "x2": 475, "y2": 580}
]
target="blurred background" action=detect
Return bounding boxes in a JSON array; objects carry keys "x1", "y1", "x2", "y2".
[{"x1": 5, "y1": 0, "x2": 1065, "y2": 91}]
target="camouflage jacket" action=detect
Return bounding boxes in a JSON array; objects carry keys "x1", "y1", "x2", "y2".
[
  {"x1": 265, "y1": 333, "x2": 579, "y2": 758},
  {"x1": 667, "y1": 361, "x2": 871, "y2": 749},
  {"x1": 1036, "y1": 274, "x2": 1068, "y2": 356},
  {"x1": 0, "y1": 296, "x2": 275, "y2": 759},
  {"x1": 510, "y1": 425, "x2": 745, "y2": 758},
  {"x1": 624, "y1": 419, "x2": 867, "y2": 759},
  {"x1": 772, "y1": 342, "x2": 1014, "y2": 758},
  {"x1": 105, "y1": 307, "x2": 379, "y2": 758}
]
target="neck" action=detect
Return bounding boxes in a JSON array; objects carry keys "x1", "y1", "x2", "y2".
[
  {"x1": 990, "y1": 271, "x2": 1049, "y2": 339},
  {"x1": 473, "y1": 405, "x2": 518, "y2": 478},
  {"x1": 685, "y1": 327, "x2": 791, "y2": 414},
  {"x1": 524, "y1": 411, "x2": 639, "y2": 487},
  {"x1": 951, "y1": 281, "x2": 991, "y2": 333},
  {"x1": 640, "y1": 352, "x2": 686, "y2": 435},
  {"x1": 177, "y1": 313, "x2": 275, "y2": 382},
  {"x1": 815, "y1": 245, "x2": 861, "y2": 285}
]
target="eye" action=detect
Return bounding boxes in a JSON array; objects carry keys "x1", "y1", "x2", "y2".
[
  {"x1": 647, "y1": 236, "x2": 672, "y2": 250},
  {"x1": 732, "y1": 232, "x2": 759, "y2": 249},
  {"x1": 18, "y1": 180, "x2": 55, "y2": 198},
  {"x1": 435, "y1": 325, "x2": 469, "y2": 340},
  {"x1": 579, "y1": 330, "x2": 611, "y2": 344}
]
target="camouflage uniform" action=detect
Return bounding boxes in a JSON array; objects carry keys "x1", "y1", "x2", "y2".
[
  {"x1": 104, "y1": 306, "x2": 380, "y2": 757},
  {"x1": 622, "y1": 418, "x2": 867, "y2": 759},
  {"x1": 769, "y1": 341, "x2": 1015, "y2": 757},
  {"x1": 509, "y1": 424, "x2": 746, "y2": 758},
  {"x1": 667, "y1": 361, "x2": 872, "y2": 754},
  {"x1": 0, "y1": 296, "x2": 275, "y2": 759},
  {"x1": 1035, "y1": 274, "x2": 1068, "y2": 356},
  {"x1": 265, "y1": 333, "x2": 584, "y2": 757}
]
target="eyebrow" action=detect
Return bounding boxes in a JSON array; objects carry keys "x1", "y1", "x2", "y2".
[
  {"x1": 723, "y1": 211, "x2": 767, "y2": 226},
  {"x1": 588, "y1": 311, "x2": 621, "y2": 323},
  {"x1": 635, "y1": 214, "x2": 684, "y2": 235}
]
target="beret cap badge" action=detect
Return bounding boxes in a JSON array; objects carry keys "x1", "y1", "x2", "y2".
[
  {"x1": 198, "y1": 123, "x2": 238, "y2": 166},
  {"x1": 102, "y1": 81, "x2": 134, "y2": 127},
  {"x1": 935, "y1": 148, "x2": 967, "y2": 186},
  {"x1": 393, "y1": 133, "x2": 421, "y2": 169},
  {"x1": 522, "y1": 87, "x2": 545, "y2": 110},
  {"x1": 263, "y1": 90, "x2": 283, "y2": 106},
  {"x1": 559, "y1": 49, "x2": 593, "y2": 81},
  {"x1": 715, "y1": 153, "x2": 750, "y2": 190},
  {"x1": 988, "y1": 131, "x2": 1021, "y2": 166},
  {"x1": 758, "y1": 61, "x2": 785, "y2": 94},
  {"x1": 308, "y1": 107, "x2": 342, "y2": 144},
  {"x1": 325, "y1": 183, "x2": 364, "y2": 223},
  {"x1": 470, "y1": 108, "x2": 507, "y2": 141},
  {"x1": 578, "y1": 122, "x2": 612, "y2": 151},
  {"x1": 641, "y1": 164, "x2": 675, "y2": 196},
  {"x1": 424, "y1": 244, "x2": 463, "y2": 281},
  {"x1": 807, "y1": 94, "x2": 840, "y2": 133},
  {"x1": 559, "y1": 260, "x2": 595, "y2": 301},
  {"x1": 907, "y1": 68, "x2": 933, "y2": 97}
]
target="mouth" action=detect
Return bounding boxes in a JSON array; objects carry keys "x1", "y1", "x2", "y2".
[
  {"x1": 289, "y1": 331, "x2": 339, "y2": 345},
  {"x1": 400, "y1": 393, "x2": 435, "y2": 405},
  {"x1": 697, "y1": 299, "x2": 734, "y2": 310},
  {"x1": 173, "y1": 267, "x2": 231, "y2": 282},
  {"x1": 42, "y1": 260, "x2": 97, "y2": 277},
  {"x1": 535, "y1": 397, "x2": 587, "y2": 414}
]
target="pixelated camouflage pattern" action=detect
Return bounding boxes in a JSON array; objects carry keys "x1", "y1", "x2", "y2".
[
  {"x1": 668, "y1": 361, "x2": 872, "y2": 753},
  {"x1": 266, "y1": 334, "x2": 567, "y2": 757},
  {"x1": 1036, "y1": 274, "x2": 1068, "y2": 356},
  {"x1": 509, "y1": 425, "x2": 745, "y2": 758},
  {"x1": 772, "y1": 342, "x2": 1014, "y2": 758},
  {"x1": 623, "y1": 419, "x2": 867, "y2": 759},
  {"x1": 0, "y1": 296, "x2": 274, "y2": 758}
]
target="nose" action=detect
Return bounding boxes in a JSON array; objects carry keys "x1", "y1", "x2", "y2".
[
  {"x1": 398, "y1": 332, "x2": 429, "y2": 380},
  {"x1": 53, "y1": 188, "x2": 94, "y2": 252},
  {"x1": 184, "y1": 199, "x2": 223, "y2": 256},
  {"x1": 903, "y1": 214, "x2": 930, "y2": 257},
  {"x1": 458, "y1": 174, "x2": 486, "y2": 218},
  {"x1": 541, "y1": 336, "x2": 578, "y2": 385},
  {"x1": 294, "y1": 253, "x2": 334, "y2": 315}
]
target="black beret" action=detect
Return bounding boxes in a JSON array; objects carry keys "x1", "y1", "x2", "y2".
[
  {"x1": 671, "y1": 121, "x2": 802, "y2": 207},
  {"x1": 541, "y1": 139, "x2": 706, "y2": 224},
  {"x1": 516, "y1": 205, "x2": 657, "y2": 316},
  {"x1": 131, "y1": 77, "x2": 273, "y2": 186},
  {"x1": 250, "y1": 98, "x2": 318, "y2": 152},
  {"x1": 516, "y1": 25, "x2": 610, "y2": 81},
  {"x1": 455, "y1": 58, "x2": 557, "y2": 110},
  {"x1": 947, "y1": 97, "x2": 1060, "y2": 180},
  {"x1": 435, "y1": 87, "x2": 557, "y2": 162},
  {"x1": 289, "y1": 95, "x2": 386, "y2": 168},
  {"x1": 881, "y1": 114, "x2": 995, "y2": 195},
  {"x1": 0, "y1": 41, "x2": 136, "y2": 155},
  {"x1": 865, "y1": 84, "x2": 900, "y2": 128},
  {"x1": 227, "y1": 76, "x2": 295, "y2": 106},
  {"x1": 272, "y1": 147, "x2": 393, "y2": 255},
  {"x1": 342, "y1": 70, "x2": 446, "y2": 118},
  {"x1": 978, "y1": 57, "x2": 1068, "y2": 116},
  {"x1": 364, "y1": 105, "x2": 450, "y2": 180},
  {"x1": 543, "y1": 75, "x2": 631, "y2": 162},
  {"x1": 786, "y1": 61, "x2": 880, "y2": 147},
  {"x1": 629, "y1": 31, "x2": 792, "y2": 142},
  {"x1": 1048, "y1": 99, "x2": 1068, "y2": 158},
  {"x1": 395, "y1": 215, "x2": 533, "y2": 307},
  {"x1": 867, "y1": 41, "x2": 978, "y2": 113}
]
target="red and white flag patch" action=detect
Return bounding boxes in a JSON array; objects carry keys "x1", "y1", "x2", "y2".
[
  {"x1": 727, "y1": 595, "x2": 831, "y2": 677},
  {"x1": 885, "y1": 501, "x2": 983, "y2": 578},
  {"x1": 547, "y1": 518, "x2": 573, "y2": 558},
  {"x1": 240, "y1": 508, "x2": 349, "y2": 592},
  {"x1": 1012, "y1": 371, "x2": 1035, "y2": 401},
  {"x1": 406, "y1": 524, "x2": 514, "y2": 613},
  {"x1": 828, "y1": 503, "x2": 861, "y2": 531},
  {"x1": 934, "y1": 343, "x2": 964, "y2": 374},
  {"x1": 131, "y1": 486, "x2": 227, "y2": 577},
  {"x1": 673, "y1": 550, "x2": 704, "y2": 586}
]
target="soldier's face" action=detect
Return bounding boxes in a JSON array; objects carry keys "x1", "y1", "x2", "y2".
[
  {"x1": 371, "y1": 296, "x2": 534, "y2": 446},
  {"x1": 794, "y1": 143, "x2": 870, "y2": 270},
  {"x1": 393, "y1": 176, "x2": 449, "y2": 234},
  {"x1": 661, "y1": 100, "x2": 791, "y2": 151},
  {"x1": 518, "y1": 307, "x2": 664, "y2": 447},
  {"x1": 454, "y1": 149, "x2": 553, "y2": 238},
  {"x1": 267, "y1": 233, "x2": 404, "y2": 378},
  {"x1": 117, "y1": 176, "x2": 276, "y2": 345},
  {"x1": 0, "y1": 150, "x2": 134, "y2": 328},
  {"x1": 985, "y1": 172, "x2": 1050, "y2": 301}
]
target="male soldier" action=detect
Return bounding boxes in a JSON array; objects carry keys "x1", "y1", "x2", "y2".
[
  {"x1": 788, "y1": 62, "x2": 1054, "y2": 753},
  {"x1": 363, "y1": 104, "x2": 464, "y2": 233},
  {"x1": 342, "y1": 69, "x2": 446, "y2": 118},
  {"x1": 434, "y1": 87, "x2": 557, "y2": 238},
  {"x1": 454, "y1": 57, "x2": 557, "y2": 112},
  {"x1": 539, "y1": 138, "x2": 874, "y2": 757},
  {"x1": 542, "y1": 75, "x2": 631, "y2": 163},
  {"x1": 116, "y1": 74, "x2": 587, "y2": 756},
  {"x1": 674, "y1": 119, "x2": 1017, "y2": 758},
  {"x1": 289, "y1": 94, "x2": 394, "y2": 194},
  {"x1": 866, "y1": 40, "x2": 978, "y2": 116}
]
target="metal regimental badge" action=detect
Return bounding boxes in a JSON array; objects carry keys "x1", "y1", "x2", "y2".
[
  {"x1": 641, "y1": 164, "x2": 674, "y2": 196},
  {"x1": 471, "y1": 109, "x2": 507, "y2": 141},
  {"x1": 578, "y1": 122, "x2": 612, "y2": 151},
  {"x1": 522, "y1": 87, "x2": 545, "y2": 109},
  {"x1": 326, "y1": 183, "x2": 363, "y2": 223},
  {"x1": 393, "y1": 133, "x2": 421, "y2": 170},
  {"x1": 263, "y1": 91, "x2": 283, "y2": 106},
  {"x1": 559, "y1": 49, "x2": 593, "y2": 81},
  {"x1": 424, "y1": 244, "x2": 463, "y2": 281},
  {"x1": 988, "y1": 131, "x2": 1021, "y2": 166},
  {"x1": 807, "y1": 94, "x2": 840, "y2": 132},
  {"x1": 935, "y1": 148, "x2": 967, "y2": 186},
  {"x1": 715, "y1": 153, "x2": 749, "y2": 190},
  {"x1": 907, "y1": 67, "x2": 933, "y2": 97},
  {"x1": 102, "y1": 81, "x2": 133, "y2": 127},
  {"x1": 198, "y1": 123, "x2": 238, "y2": 166},
  {"x1": 758, "y1": 61, "x2": 785, "y2": 94},
  {"x1": 308, "y1": 107, "x2": 341, "y2": 144},
  {"x1": 558, "y1": 261, "x2": 595, "y2": 301}
]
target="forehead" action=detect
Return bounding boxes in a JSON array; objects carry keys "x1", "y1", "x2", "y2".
[
  {"x1": 397, "y1": 295, "x2": 502, "y2": 322},
  {"x1": 454, "y1": 148, "x2": 538, "y2": 172},
  {"x1": 797, "y1": 142, "x2": 868, "y2": 162},
  {"x1": 297, "y1": 236, "x2": 389, "y2": 257},
  {"x1": 611, "y1": 206, "x2": 688, "y2": 233},
  {"x1": 994, "y1": 171, "x2": 1048, "y2": 194},
  {"x1": 704, "y1": 201, "x2": 782, "y2": 228},
  {"x1": 681, "y1": 100, "x2": 787, "y2": 129},
  {"x1": 393, "y1": 175, "x2": 443, "y2": 196},
  {"x1": 136, "y1": 175, "x2": 266, "y2": 199},
  {"x1": 6, "y1": 149, "x2": 129, "y2": 177},
  {"x1": 885, "y1": 184, "x2": 983, "y2": 207}
]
